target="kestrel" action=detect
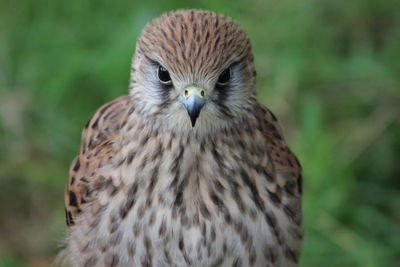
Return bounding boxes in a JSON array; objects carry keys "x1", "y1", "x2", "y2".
[{"x1": 62, "y1": 9, "x2": 303, "y2": 267}]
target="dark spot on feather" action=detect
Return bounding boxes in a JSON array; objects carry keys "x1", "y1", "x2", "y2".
[
  {"x1": 84, "y1": 118, "x2": 91, "y2": 129},
  {"x1": 264, "y1": 245, "x2": 278, "y2": 263},
  {"x1": 285, "y1": 247, "x2": 299, "y2": 263},
  {"x1": 179, "y1": 236, "x2": 184, "y2": 251},
  {"x1": 174, "y1": 191, "x2": 183, "y2": 207},
  {"x1": 88, "y1": 139, "x2": 95, "y2": 150},
  {"x1": 284, "y1": 181, "x2": 296, "y2": 196},
  {"x1": 267, "y1": 189, "x2": 281, "y2": 205},
  {"x1": 264, "y1": 212, "x2": 283, "y2": 244},
  {"x1": 127, "y1": 151, "x2": 137, "y2": 165},
  {"x1": 159, "y1": 219, "x2": 166, "y2": 237},
  {"x1": 91, "y1": 116, "x2": 100, "y2": 129},
  {"x1": 283, "y1": 204, "x2": 296, "y2": 220},
  {"x1": 73, "y1": 159, "x2": 80, "y2": 172},
  {"x1": 144, "y1": 235, "x2": 152, "y2": 251},
  {"x1": 83, "y1": 255, "x2": 98, "y2": 267},
  {"x1": 65, "y1": 209, "x2": 74, "y2": 226},
  {"x1": 249, "y1": 248, "x2": 257, "y2": 265},
  {"x1": 200, "y1": 202, "x2": 211, "y2": 219},
  {"x1": 287, "y1": 157, "x2": 294, "y2": 167},
  {"x1": 298, "y1": 173, "x2": 303, "y2": 194},
  {"x1": 99, "y1": 102, "x2": 115, "y2": 115},
  {"x1": 232, "y1": 257, "x2": 242, "y2": 267},
  {"x1": 69, "y1": 191, "x2": 78, "y2": 207},
  {"x1": 210, "y1": 191, "x2": 225, "y2": 212},
  {"x1": 240, "y1": 169, "x2": 265, "y2": 211}
]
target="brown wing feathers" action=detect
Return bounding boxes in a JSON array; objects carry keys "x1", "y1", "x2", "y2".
[{"x1": 65, "y1": 96, "x2": 131, "y2": 226}]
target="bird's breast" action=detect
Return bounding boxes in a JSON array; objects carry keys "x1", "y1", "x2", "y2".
[{"x1": 67, "y1": 130, "x2": 300, "y2": 266}]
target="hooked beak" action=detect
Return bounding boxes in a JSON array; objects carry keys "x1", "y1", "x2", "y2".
[{"x1": 179, "y1": 86, "x2": 207, "y2": 127}]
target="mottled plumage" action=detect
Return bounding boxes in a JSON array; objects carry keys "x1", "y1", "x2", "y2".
[{"x1": 63, "y1": 9, "x2": 303, "y2": 267}]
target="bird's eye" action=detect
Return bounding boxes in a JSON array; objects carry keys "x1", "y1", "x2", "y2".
[
  {"x1": 157, "y1": 65, "x2": 172, "y2": 85},
  {"x1": 217, "y1": 67, "x2": 231, "y2": 86}
]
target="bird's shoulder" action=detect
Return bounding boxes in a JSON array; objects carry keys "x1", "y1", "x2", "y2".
[
  {"x1": 255, "y1": 104, "x2": 303, "y2": 199},
  {"x1": 65, "y1": 95, "x2": 132, "y2": 227}
]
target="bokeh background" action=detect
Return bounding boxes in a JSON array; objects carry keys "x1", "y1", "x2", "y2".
[{"x1": 0, "y1": 0, "x2": 399, "y2": 266}]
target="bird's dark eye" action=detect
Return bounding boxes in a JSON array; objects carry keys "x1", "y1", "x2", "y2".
[
  {"x1": 157, "y1": 65, "x2": 172, "y2": 85},
  {"x1": 217, "y1": 67, "x2": 231, "y2": 86}
]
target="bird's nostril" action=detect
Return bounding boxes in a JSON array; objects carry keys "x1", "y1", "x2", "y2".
[{"x1": 200, "y1": 90, "x2": 205, "y2": 97}]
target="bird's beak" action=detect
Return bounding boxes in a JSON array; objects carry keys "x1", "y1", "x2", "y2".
[{"x1": 179, "y1": 86, "x2": 207, "y2": 127}]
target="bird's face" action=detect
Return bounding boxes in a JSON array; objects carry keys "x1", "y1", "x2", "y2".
[{"x1": 130, "y1": 10, "x2": 257, "y2": 133}]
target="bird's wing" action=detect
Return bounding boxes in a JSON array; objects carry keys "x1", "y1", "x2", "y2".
[
  {"x1": 259, "y1": 105, "x2": 303, "y2": 224},
  {"x1": 65, "y1": 95, "x2": 132, "y2": 227}
]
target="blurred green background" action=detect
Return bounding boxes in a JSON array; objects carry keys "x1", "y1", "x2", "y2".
[{"x1": 0, "y1": 0, "x2": 399, "y2": 266}]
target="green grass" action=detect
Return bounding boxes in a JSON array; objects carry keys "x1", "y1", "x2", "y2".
[{"x1": 0, "y1": 0, "x2": 399, "y2": 266}]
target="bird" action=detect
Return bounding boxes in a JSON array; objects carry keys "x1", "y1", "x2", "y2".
[{"x1": 62, "y1": 9, "x2": 303, "y2": 267}]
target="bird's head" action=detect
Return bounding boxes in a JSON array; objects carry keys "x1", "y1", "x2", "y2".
[{"x1": 129, "y1": 9, "x2": 257, "y2": 134}]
